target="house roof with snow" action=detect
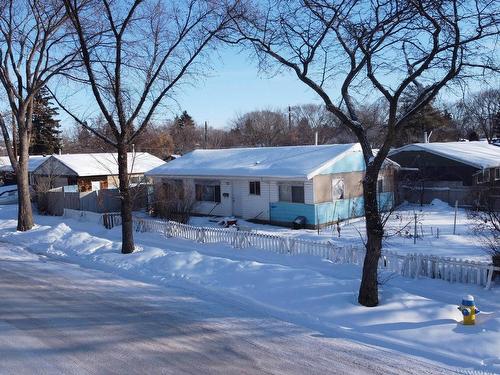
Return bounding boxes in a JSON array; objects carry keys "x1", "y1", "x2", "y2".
[
  {"x1": 33, "y1": 152, "x2": 164, "y2": 177},
  {"x1": 0, "y1": 155, "x2": 48, "y2": 173},
  {"x1": 389, "y1": 141, "x2": 500, "y2": 170},
  {"x1": 146, "y1": 144, "x2": 369, "y2": 180}
]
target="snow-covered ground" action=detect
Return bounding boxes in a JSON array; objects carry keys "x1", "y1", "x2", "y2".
[
  {"x1": 0, "y1": 204, "x2": 499, "y2": 373},
  {"x1": 190, "y1": 199, "x2": 490, "y2": 261}
]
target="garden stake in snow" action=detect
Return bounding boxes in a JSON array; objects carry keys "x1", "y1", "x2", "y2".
[{"x1": 458, "y1": 295, "x2": 480, "y2": 325}]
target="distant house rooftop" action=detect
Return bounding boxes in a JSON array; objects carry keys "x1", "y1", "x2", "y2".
[
  {"x1": 147, "y1": 144, "x2": 366, "y2": 180},
  {"x1": 390, "y1": 141, "x2": 500, "y2": 169},
  {"x1": 0, "y1": 155, "x2": 48, "y2": 173},
  {"x1": 35, "y1": 152, "x2": 164, "y2": 176}
]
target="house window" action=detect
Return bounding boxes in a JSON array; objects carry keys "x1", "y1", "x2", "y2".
[
  {"x1": 129, "y1": 175, "x2": 142, "y2": 184},
  {"x1": 195, "y1": 182, "x2": 221, "y2": 202},
  {"x1": 163, "y1": 179, "x2": 184, "y2": 200},
  {"x1": 495, "y1": 168, "x2": 500, "y2": 181},
  {"x1": 249, "y1": 181, "x2": 261, "y2": 195},
  {"x1": 279, "y1": 183, "x2": 304, "y2": 203},
  {"x1": 332, "y1": 178, "x2": 345, "y2": 200}
]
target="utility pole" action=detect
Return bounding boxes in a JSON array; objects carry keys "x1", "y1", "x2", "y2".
[
  {"x1": 204, "y1": 121, "x2": 208, "y2": 149},
  {"x1": 288, "y1": 106, "x2": 292, "y2": 131}
]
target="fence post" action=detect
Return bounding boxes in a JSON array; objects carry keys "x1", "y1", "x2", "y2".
[
  {"x1": 196, "y1": 228, "x2": 206, "y2": 243},
  {"x1": 453, "y1": 200, "x2": 458, "y2": 235},
  {"x1": 280, "y1": 238, "x2": 288, "y2": 254},
  {"x1": 485, "y1": 266, "x2": 495, "y2": 290}
]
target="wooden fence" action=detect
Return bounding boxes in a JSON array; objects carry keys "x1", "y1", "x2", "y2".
[
  {"x1": 132, "y1": 217, "x2": 498, "y2": 289},
  {"x1": 41, "y1": 186, "x2": 148, "y2": 216}
]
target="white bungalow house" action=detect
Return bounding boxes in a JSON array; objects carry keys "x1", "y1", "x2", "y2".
[
  {"x1": 32, "y1": 152, "x2": 164, "y2": 192},
  {"x1": 146, "y1": 144, "x2": 397, "y2": 228}
]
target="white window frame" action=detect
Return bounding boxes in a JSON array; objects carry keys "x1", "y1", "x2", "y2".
[
  {"x1": 278, "y1": 183, "x2": 305, "y2": 203},
  {"x1": 249, "y1": 181, "x2": 261, "y2": 196}
]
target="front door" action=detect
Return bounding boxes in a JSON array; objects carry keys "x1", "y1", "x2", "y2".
[{"x1": 231, "y1": 180, "x2": 243, "y2": 217}]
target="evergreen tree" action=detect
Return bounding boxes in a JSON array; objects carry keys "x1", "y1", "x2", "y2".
[
  {"x1": 30, "y1": 86, "x2": 61, "y2": 155},
  {"x1": 175, "y1": 110, "x2": 195, "y2": 129},
  {"x1": 170, "y1": 111, "x2": 201, "y2": 154},
  {"x1": 395, "y1": 89, "x2": 457, "y2": 146}
]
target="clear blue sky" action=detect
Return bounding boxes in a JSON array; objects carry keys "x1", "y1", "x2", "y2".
[
  {"x1": 56, "y1": 44, "x2": 497, "y2": 132},
  {"x1": 58, "y1": 46, "x2": 321, "y2": 131},
  {"x1": 174, "y1": 48, "x2": 320, "y2": 129}
]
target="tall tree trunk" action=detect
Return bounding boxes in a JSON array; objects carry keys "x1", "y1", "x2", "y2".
[
  {"x1": 358, "y1": 167, "x2": 383, "y2": 307},
  {"x1": 16, "y1": 130, "x2": 34, "y2": 231},
  {"x1": 117, "y1": 142, "x2": 134, "y2": 254}
]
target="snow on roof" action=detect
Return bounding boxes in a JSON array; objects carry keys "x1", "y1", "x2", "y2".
[
  {"x1": 147, "y1": 144, "x2": 362, "y2": 179},
  {"x1": 0, "y1": 155, "x2": 48, "y2": 172},
  {"x1": 390, "y1": 141, "x2": 500, "y2": 169},
  {"x1": 44, "y1": 152, "x2": 164, "y2": 177}
]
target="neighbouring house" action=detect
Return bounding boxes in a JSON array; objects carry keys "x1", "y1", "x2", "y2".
[
  {"x1": 389, "y1": 141, "x2": 500, "y2": 207},
  {"x1": 146, "y1": 144, "x2": 398, "y2": 228},
  {"x1": 32, "y1": 152, "x2": 165, "y2": 192},
  {"x1": 0, "y1": 155, "x2": 48, "y2": 185}
]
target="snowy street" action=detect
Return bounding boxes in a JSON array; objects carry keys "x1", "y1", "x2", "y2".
[{"x1": 0, "y1": 242, "x2": 458, "y2": 375}]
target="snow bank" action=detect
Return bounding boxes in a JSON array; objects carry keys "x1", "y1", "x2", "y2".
[
  {"x1": 430, "y1": 198, "x2": 451, "y2": 208},
  {"x1": 0, "y1": 204, "x2": 498, "y2": 373}
]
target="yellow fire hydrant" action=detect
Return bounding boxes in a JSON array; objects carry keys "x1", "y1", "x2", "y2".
[{"x1": 458, "y1": 295, "x2": 480, "y2": 325}]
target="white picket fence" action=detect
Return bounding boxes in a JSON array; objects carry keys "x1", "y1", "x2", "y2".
[{"x1": 133, "y1": 217, "x2": 499, "y2": 289}]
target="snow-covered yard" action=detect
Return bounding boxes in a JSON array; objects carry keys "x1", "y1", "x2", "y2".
[
  {"x1": 190, "y1": 199, "x2": 490, "y2": 261},
  {"x1": 0, "y1": 203, "x2": 498, "y2": 373}
]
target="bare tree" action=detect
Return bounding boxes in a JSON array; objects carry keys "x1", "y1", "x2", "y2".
[
  {"x1": 229, "y1": 0, "x2": 499, "y2": 306},
  {"x1": 0, "y1": 0, "x2": 77, "y2": 230},
  {"x1": 456, "y1": 88, "x2": 500, "y2": 142},
  {"x1": 468, "y1": 191, "x2": 500, "y2": 271},
  {"x1": 56, "y1": 0, "x2": 242, "y2": 253},
  {"x1": 230, "y1": 109, "x2": 288, "y2": 146},
  {"x1": 152, "y1": 179, "x2": 195, "y2": 224}
]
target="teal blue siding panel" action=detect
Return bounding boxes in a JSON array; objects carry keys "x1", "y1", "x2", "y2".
[
  {"x1": 378, "y1": 192, "x2": 394, "y2": 211},
  {"x1": 313, "y1": 192, "x2": 394, "y2": 225},
  {"x1": 270, "y1": 202, "x2": 316, "y2": 224},
  {"x1": 317, "y1": 153, "x2": 365, "y2": 175}
]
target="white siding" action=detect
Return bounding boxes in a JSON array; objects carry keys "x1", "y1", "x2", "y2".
[
  {"x1": 269, "y1": 181, "x2": 279, "y2": 202},
  {"x1": 153, "y1": 176, "x2": 310, "y2": 221},
  {"x1": 232, "y1": 179, "x2": 271, "y2": 221}
]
